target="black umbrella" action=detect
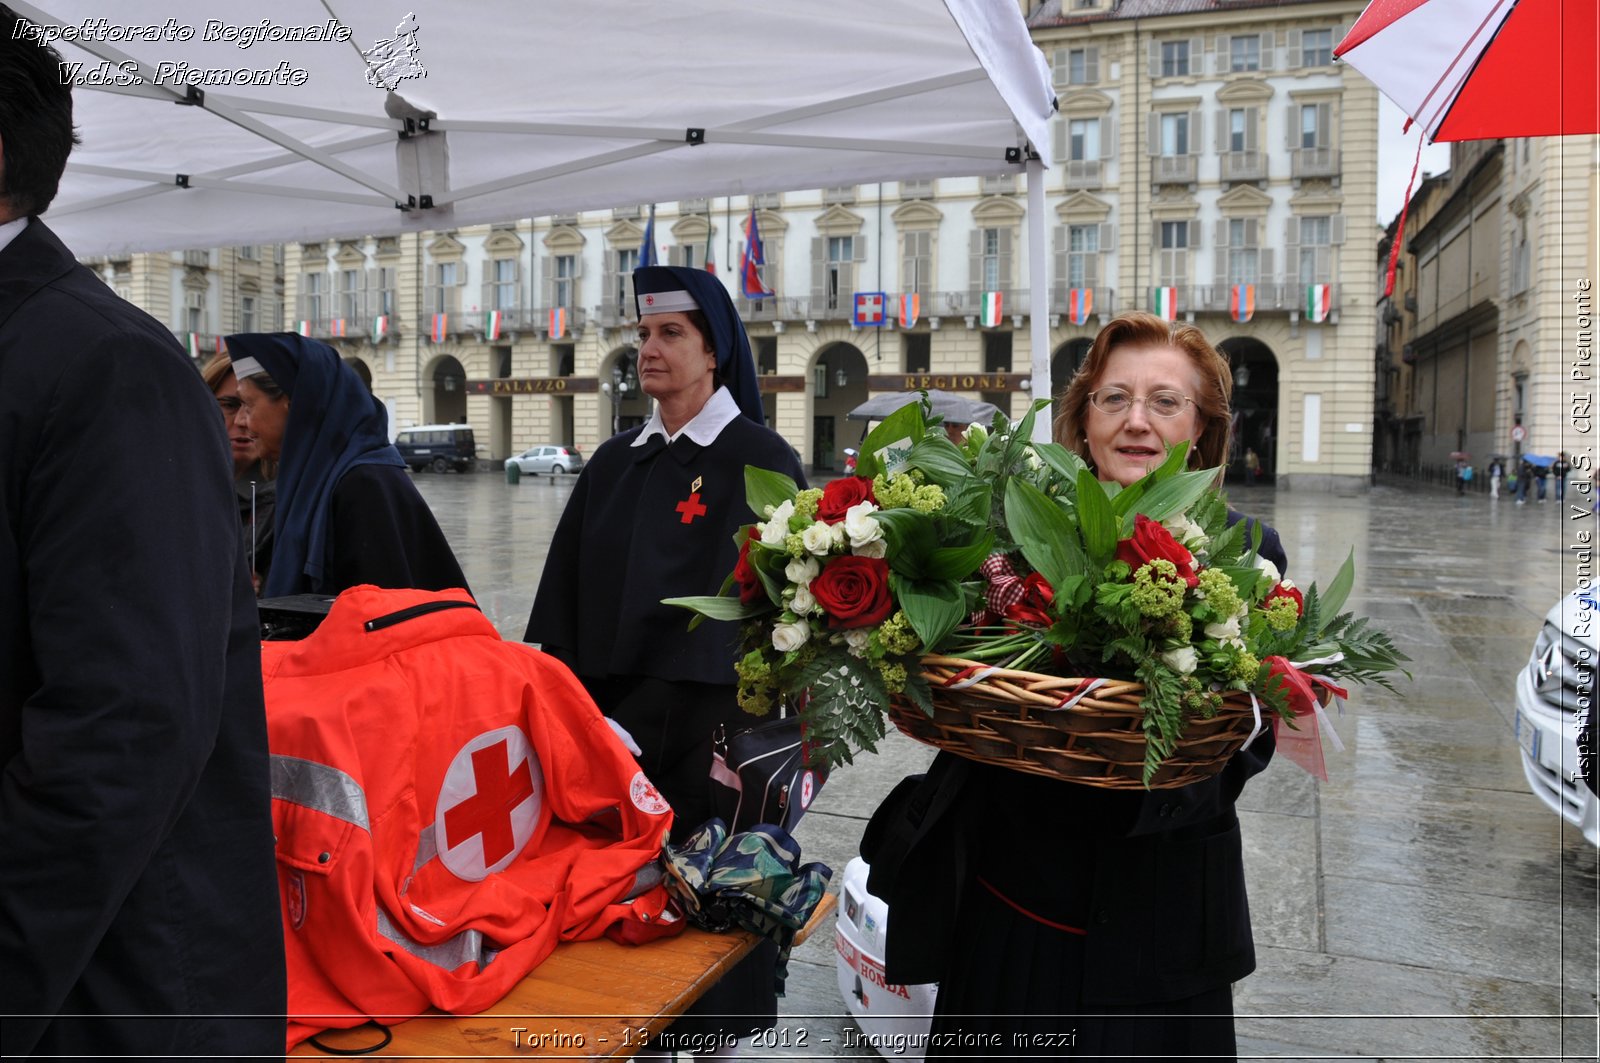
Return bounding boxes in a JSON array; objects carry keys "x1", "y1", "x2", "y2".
[{"x1": 846, "y1": 389, "x2": 1000, "y2": 424}]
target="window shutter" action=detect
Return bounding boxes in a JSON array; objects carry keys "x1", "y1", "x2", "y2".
[
  {"x1": 1286, "y1": 103, "x2": 1298, "y2": 150},
  {"x1": 366, "y1": 267, "x2": 380, "y2": 319},
  {"x1": 1189, "y1": 110, "x2": 1203, "y2": 154},
  {"x1": 1284, "y1": 217, "x2": 1301, "y2": 284},
  {"x1": 1330, "y1": 213, "x2": 1347, "y2": 245},
  {"x1": 1053, "y1": 119, "x2": 1066, "y2": 164},
  {"x1": 998, "y1": 228, "x2": 1013, "y2": 290},
  {"x1": 1245, "y1": 218, "x2": 1259, "y2": 246},
  {"x1": 1053, "y1": 225, "x2": 1067, "y2": 289},
  {"x1": 570, "y1": 249, "x2": 584, "y2": 278},
  {"x1": 1214, "y1": 225, "x2": 1227, "y2": 287},
  {"x1": 1176, "y1": 249, "x2": 1189, "y2": 287},
  {"x1": 1151, "y1": 218, "x2": 1162, "y2": 250},
  {"x1": 1214, "y1": 219, "x2": 1228, "y2": 249},
  {"x1": 294, "y1": 286, "x2": 306, "y2": 320},
  {"x1": 447, "y1": 268, "x2": 462, "y2": 315},
  {"x1": 1053, "y1": 48, "x2": 1068, "y2": 85},
  {"x1": 1213, "y1": 35, "x2": 1226, "y2": 74},
  {"x1": 541, "y1": 255, "x2": 554, "y2": 308},
  {"x1": 1185, "y1": 220, "x2": 1199, "y2": 250},
  {"x1": 1285, "y1": 28, "x2": 1302, "y2": 69},
  {"x1": 811, "y1": 237, "x2": 826, "y2": 304},
  {"x1": 1148, "y1": 38, "x2": 1161, "y2": 75},
  {"x1": 1085, "y1": 47, "x2": 1099, "y2": 84},
  {"x1": 1333, "y1": 25, "x2": 1348, "y2": 60},
  {"x1": 1099, "y1": 116, "x2": 1115, "y2": 159},
  {"x1": 602, "y1": 250, "x2": 619, "y2": 316},
  {"x1": 1147, "y1": 112, "x2": 1160, "y2": 155},
  {"x1": 1245, "y1": 107, "x2": 1259, "y2": 151},
  {"x1": 1215, "y1": 109, "x2": 1227, "y2": 152},
  {"x1": 1259, "y1": 32, "x2": 1275, "y2": 70},
  {"x1": 1260, "y1": 248, "x2": 1275, "y2": 284},
  {"x1": 1318, "y1": 103, "x2": 1333, "y2": 148},
  {"x1": 854, "y1": 234, "x2": 868, "y2": 263},
  {"x1": 1189, "y1": 37, "x2": 1204, "y2": 73},
  {"x1": 968, "y1": 230, "x2": 984, "y2": 298},
  {"x1": 480, "y1": 273, "x2": 492, "y2": 317}
]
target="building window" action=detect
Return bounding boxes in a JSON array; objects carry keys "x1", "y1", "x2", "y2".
[
  {"x1": 1069, "y1": 117, "x2": 1101, "y2": 160},
  {"x1": 1227, "y1": 219, "x2": 1259, "y2": 285},
  {"x1": 1229, "y1": 35, "x2": 1261, "y2": 72},
  {"x1": 1511, "y1": 218, "x2": 1530, "y2": 294},
  {"x1": 901, "y1": 230, "x2": 931, "y2": 294},
  {"x1": 1160, "y1": 113, "x2": 1189, "y2": 156},
  {"x1": 1067, "y1": 48, "x2": 1094, "y2": 85},
  {"x1": 186, "y1": 294, "x2": 203, "y2": 334},
  {"x1": 491, "y1": 258, "x2": 518, "y2": 310},
  {"x1": 376, "y1": 267, "x2": 396, "y2": 316},
  {"x1": 979, "y1": 229, "x2": 1004, "y2": 291},
  {"x1": 1301, "y1": 28, "x2": 1333, "y2": 66},
  {"x1": 432, "y1": 262, "x2": 456, "y2": 315},
  {"x1": 615, "y1": 247, "x2": 639, "y2": 310},
  {"x1": 553, "y1": 255, "x2": 575, "y2": 308},
  {"x1": 1160, "y1": 40, "x2": 1190, "y2": 78},
  {"x1": 903, "y1": 333, "x2": 931, "y2": 373},
  {"x1": 1158, "y1": 221, "x2": 1190, "y2": 287},
  {"x1": 1299, "y1": 215, "x2": 1331, "y2": 284},
  {"x1": 1067, "y1": 224, "x2": 1099, "y2": 289},
  {"x1": 1229, "y1": 109, "x2": 1248, "y2": 152},
  {"x1": 241, "y1": 295, "x2": 255, "y2": 332},
  {"x1": 826, "y1": 236, "x2": 854, "y2": 310},
  {"x1": 339, "y1": 268, "x2": 361, "y2": 320},
  {"x1": 303, "y1": 272, "x2": 323, "y2": 322},
  {"x1": 238, "y1": 245, "x2": 257, "y2": 260},
  {"x1": 1300, "y1": 104, "x2": 1324, "y2": 149}
]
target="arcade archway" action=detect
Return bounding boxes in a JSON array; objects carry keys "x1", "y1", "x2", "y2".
[
  {"x1": 601, "y1": 347, "x2": 648, "y2": 437},
  {"x1": 1216, "y1": 337, "x2": 1280, "y2": 483},
  {"x1": 426, "y1": 355, "x2": 467, "y2": 424},
  {"x1": 812, "y1": 342, "x2": 869, "y2": 472}
]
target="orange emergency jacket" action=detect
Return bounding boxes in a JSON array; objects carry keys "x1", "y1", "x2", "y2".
[{"x1": 262, "y1": 586, "x2": 677, "y2": 1048}]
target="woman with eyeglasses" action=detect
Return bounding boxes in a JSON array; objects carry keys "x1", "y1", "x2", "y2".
[{"x1": 874, "y1": 313, "x2": 1287, "y2": 1061}]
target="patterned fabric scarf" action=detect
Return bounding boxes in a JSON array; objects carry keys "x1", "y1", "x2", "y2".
[{"x1": 662, "y1": 820, "x2": 832, "y2": 993}]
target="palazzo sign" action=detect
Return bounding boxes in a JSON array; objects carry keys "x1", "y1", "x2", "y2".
[{"x1": 465, "y1": 377, "x2": 599, "y2": 395}]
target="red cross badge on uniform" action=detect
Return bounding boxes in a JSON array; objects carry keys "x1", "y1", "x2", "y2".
[
  {"x1": 676, "y1": 475, "x2": 707, "y2": 524},
  {"x1": 435, "y1": 726, "x2": 546, "y2": 882}
]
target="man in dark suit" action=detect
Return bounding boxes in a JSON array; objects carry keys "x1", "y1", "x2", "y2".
[{"x1": 0, "y1": 7, "x2": 286, "y2": 1056}]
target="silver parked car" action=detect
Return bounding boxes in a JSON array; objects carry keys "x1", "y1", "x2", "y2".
[
  {"x1": 504, "y1": 444, "x2": 585, "y2": 476},
  {"x1": 1514, "y1": 589, "x2": 1598, "y2": 846}
]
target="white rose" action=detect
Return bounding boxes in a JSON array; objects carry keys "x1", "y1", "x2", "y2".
[
  {"x1": 1161, "y1": 646, "x2": 1199, "y2": 675},
  {"x1": 801, "y1": 520, "x2": 836, "y2": 556},
  {"x1": 1162, "y1": 513, "x2": 1207, "y2": 548},
  {"x1": 853, "y1": 538, "x2": 889, "y2": 559},
  {"x1": 1253, "y1": 555, "x2": 1281, "y2": 586},
  {"x1": 844, "y1": 629, "x2": 872, "y2": 656},
  {"x1": 759, "y1": 500, "x2": 795, "y2": 545},
  {"x1": 1278, "y1": 577, "x2": 1297, "y2": 591},
  {"x1": 771, "y1": 619, "x2": 810, "y2": 653},
  {"x1": 1204, "y1": 616, "x2": 1241, "y2": 640},
  {"x1": 843, "y1": 501, "x2": 883, "y2": 549},
  {"x1": 785, "y1": 556, "x2": 820, "y2": 586},
  {"x1": 790, "y1": 584, "x2": 817, "y2": 615}
]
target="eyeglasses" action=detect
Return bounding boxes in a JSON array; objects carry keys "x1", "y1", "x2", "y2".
[{"x1": 1087, "y1": 388, "x2": 1196, "y2": 419}]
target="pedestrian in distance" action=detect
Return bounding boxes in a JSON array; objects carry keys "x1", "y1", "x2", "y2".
[
  {"x1": 0, "y1": 7, "x2": 286, "y2": 1055},
  {"x1": 1516, "y1": 457, "x2": 1533, "y2": 505},
  {"x1": 1534, "y1": 459, "x2": 1550, "y2": 503},
  {"x1": 1454, "y1": 457, "x2": 1468, "y2": 496},
  {"x1": 1553, "y1": 451, "x2": 1572, "y2": 504},
  {"x1": 1488, "y1": 456, "x2": 1503, "y2": 500},
  {"x1": 1244, "y1": 446, "x2": 1261, "y2": 485}
]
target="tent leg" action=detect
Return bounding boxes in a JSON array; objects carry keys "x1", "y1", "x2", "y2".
[{"x1": 1027, "y1": 156, "x2": 1052, "y2": 442}]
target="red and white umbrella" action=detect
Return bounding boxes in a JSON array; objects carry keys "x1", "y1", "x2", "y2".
[{"x1": 1335, "y1": 0, "x2": 1598, "y2": 142}]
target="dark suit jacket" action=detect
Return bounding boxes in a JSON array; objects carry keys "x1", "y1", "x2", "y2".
[{"x1": 0, "y1": 220, "x2": 285, "y2": 1056}]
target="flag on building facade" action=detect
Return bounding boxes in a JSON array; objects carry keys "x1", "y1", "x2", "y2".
[
  {"x1": 1230, "y1": 284, "x2": 1256, "y2": 324},
  {"x1": 330, "y1": 318, "x2": 346, "y2": 338},
  {"x1": 1151, "y1": 286, "x2": 1178, "y2": 321},
  {"x1": 980, "y1": 290, "x2": 1003, "y2": 328},
  {"x1": 297, "y1": 320, "x2": 312, "y2": 337},
  {"x1": 853, "y1": 291, "x2": 887, "y2": 327},
  {"x1": 740, "y1": 208, "x2": 773, "y2": 299},
  {"x1": 485, "y1": 309, "x2": 503, "y2": 341},
  {"x1": 1306, "y1": 284, "x2": 1332, "y2": 323},
  {"x1": 186, "y1": 332, "x2": 200, "y2": 359},
  {"x1": 703, "y1": 222, "x2": 716, "y2": 274},
  {"x1": 215, "y1": 335, "x2": 225, "y2": 355},
  {"x1": 371, "y1": 314, "x2": 389, "y2": 343},
  {"x1": 430, "y1": 313, "x2": 448, "y2": 343},
  {"x1": 638, "y1": 205, "x2": 657, "y2": 269},
  {"x1": 1068, "y1": 287, "x2": 1093, "y2": 326},
  {"x1": 898, "y1": 292, "x2": 920, "y2": 329},
  {"x1": 548, "y1": 306, "x2": 567, "y2": 339}
]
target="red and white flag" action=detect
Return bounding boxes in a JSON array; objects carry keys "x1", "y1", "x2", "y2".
[
  {"x1": 297, "y1": 320, "x2": 312, "y2": 337},
  {"x1": 1067, "y1": 287, "x2": 1093, "y2": 326},
  {"x1": 371, "y1": 315, "x2": 389, "y2": 343},
  {"x1": 853, "y1": 291, "x2": 886, "y2": 327}
]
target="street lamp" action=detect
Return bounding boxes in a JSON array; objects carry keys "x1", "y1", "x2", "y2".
[
  {"x1": 1233, "y1": 362, "x2": 1251, "y2": 388},
  {"x1": 835, "y1": 365, "x2": 848, "y2": 388}
]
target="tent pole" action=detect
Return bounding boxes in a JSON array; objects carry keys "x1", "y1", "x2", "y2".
[{"x1": 1027, "y1": 155, "x2": 1051, "y2": 442}]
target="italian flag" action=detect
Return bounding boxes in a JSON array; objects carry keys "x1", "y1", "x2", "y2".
[
  {"x1": 1306, "y1": 284, "x2": 1332, "y2": 323},
  {"x1": 371, "y1": 314, "x2": 389, "y2": 343},
  {"x1": 186, "y1": 332, "x2": 200, "y2": 359},
  {"x1": 485, "y1": 309, "x2": 503, "y2": 341},
  {"x1": 1152, "y1": 286, "x2": 1178, "y2": 321},
  {"x1": 296, "y1": 320, "x2": 312, "y2": 337},
  {"x1": 980, "y1": 290, "x2": 1003, "y2": 328}
]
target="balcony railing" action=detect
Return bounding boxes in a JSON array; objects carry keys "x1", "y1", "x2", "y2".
[
  {"x1": 1191, "y1": 282, "x2": 1339, "y2": 316},
  {"x1": 1290, "y1": 147, "x2": 1341, "y2": 179},
  {"x1": 1152, "y1": 154, "x2": 1198, "y2": 185},
  {"x1": 1052, "y1": 287, "x2": 1115, "y2": 320},
  {"x1": 1220, "y1": 151, "x2": 1266, "y2": 182},
  {"x1": 1064, "y1": 159, "x2": 1103, "y2": 190}
]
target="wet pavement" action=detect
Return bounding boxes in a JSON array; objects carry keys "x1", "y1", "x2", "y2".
[{"x1": 414, "y1": 470, "x2": 1598, "y2": 1061}]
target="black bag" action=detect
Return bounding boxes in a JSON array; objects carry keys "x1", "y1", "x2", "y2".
[{"x1": 709, "y1": 715, "x2": 827, "y2": 833}]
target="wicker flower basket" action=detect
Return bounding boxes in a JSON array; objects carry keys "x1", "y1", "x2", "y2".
[{"x1": 886, "y1": 655, "x2": 1262, "y2": 790}]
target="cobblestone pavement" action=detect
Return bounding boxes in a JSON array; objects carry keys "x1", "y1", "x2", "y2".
[{"x1": 414, "y1": 470, "x2": 1598, "y2": 1062}]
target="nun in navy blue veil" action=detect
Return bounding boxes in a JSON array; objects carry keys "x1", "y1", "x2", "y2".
[
  {"x1": 228, "y1": 333, "x2": 468, "y2": 599},
  {"x1": 525, "y1": 265, "x2": 805, "y2": 1054}
]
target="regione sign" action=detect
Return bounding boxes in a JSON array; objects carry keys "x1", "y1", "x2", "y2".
[{"x1": 435, "y1": 726, "x2": 547, "y2": 881}]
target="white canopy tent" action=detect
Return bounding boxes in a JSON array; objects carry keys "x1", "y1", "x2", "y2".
[{"x1": 20, "y1": 0, "x2": 1058, "y2": 420}]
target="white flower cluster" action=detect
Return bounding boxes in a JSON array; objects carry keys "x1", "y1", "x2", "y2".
[{"x1": 766, "y1": 499, "x2": 889, "y2": 655}]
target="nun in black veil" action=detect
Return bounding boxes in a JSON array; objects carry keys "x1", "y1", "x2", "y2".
[{"x1": 525, "y1": 265, "x2": 805, "y2": 1054}]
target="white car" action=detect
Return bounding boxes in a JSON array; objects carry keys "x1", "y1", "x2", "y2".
[
  {"x1": 503, "y1": 444, "x2": 585, "y2": 476},
  {"x1": 1514, "y1": 590, "x2": 1599, "y2": 846}
]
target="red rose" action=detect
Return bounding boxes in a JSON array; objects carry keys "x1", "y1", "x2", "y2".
[
  {"x1": 1003, "y1": 572, "x2": 1056, "y2": 627},
  {"x1": 816, "y1": 476, "x2": 876, "y2": 525},
  {"x1": 1264, "y1": 582, "x2": 1303, "y2": 616},
  {"x1": 810, "y1": 555, "x2": 894, "y2": 629},
  {"x1": 1115, "y1": 514, "x2": 1199, "y2": 587},
  {"x1": 734, "y1": 537, "x2": 764, "y2": 604}
]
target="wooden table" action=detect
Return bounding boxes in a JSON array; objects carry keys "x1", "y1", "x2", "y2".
[{"x1": 291, "y1": 893, "x2": 836, "y2": 1059}]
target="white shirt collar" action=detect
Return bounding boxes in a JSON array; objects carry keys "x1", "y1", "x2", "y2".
[
  {"x1": 632, "y1": 386, "x2": 742, "y2": 447},
  {"x1": 0, "y1": 217, "x2": 30, "y2": 256}
]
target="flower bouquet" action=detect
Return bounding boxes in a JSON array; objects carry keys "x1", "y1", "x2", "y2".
[{"x1": 667, "y1": 398, "x2": 1409, "y2": 787}]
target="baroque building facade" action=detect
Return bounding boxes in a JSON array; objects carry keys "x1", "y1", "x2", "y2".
[{"x1": 87, "y1": 0, "x2": 1377, "y2": 487}]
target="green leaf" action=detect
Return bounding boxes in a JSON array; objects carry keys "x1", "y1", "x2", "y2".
[
  {"x1": 941, "y1": 478, "x2": 993, "y2": 527},
  {"x1": 1134, "y1": 466, "x2": 1222, "y2": 524},
  {"x1": 1003, "y1": 478, "x2": 1086, "y2": 588},
  {"x1": 890, "y1": 574, "x2": 968, "y2": 650},
  {"x1": 661, "y1": 594, "x2": 770, "y2": 622},
  {"x1": 872, "y1": 508, "x2": 939, "y2": 578},
  {"x1": 1033, "y1": 441, "x2": 1088, "y2": 483},
  {"x1": 745, "y1": 466, "x2": 799, "y2": 520},
  {"x1": 1315, "y1": 550, "x2": 1357, "y2": 634},
  {"x1": 923, "y1": 531, "x2": 996, "y2": 581},
  {"x1": 907, "y1": 435, "x2": 977, "y2": 485},
  {"x1": 858, "y1": 401, "x2": 929, "y2": 479},
  {"x1": 1074, "y1": 468, "x2": 1119, "y2": 563}
]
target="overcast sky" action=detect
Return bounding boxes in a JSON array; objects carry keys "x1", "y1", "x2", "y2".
[{"x1": 1376, "y1": 96, "x2": 1453, "y2": 225}]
